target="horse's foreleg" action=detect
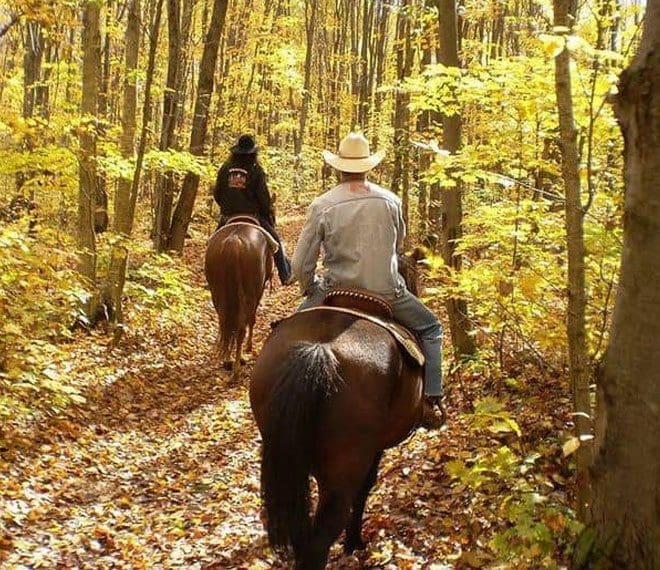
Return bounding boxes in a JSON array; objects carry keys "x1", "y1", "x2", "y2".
[
  {"x1": 344, "y1": 452, "x2": 383, "y2": 553},
  {"x1": 296, "y1": 491, "x2": 351, "y2": 570}
]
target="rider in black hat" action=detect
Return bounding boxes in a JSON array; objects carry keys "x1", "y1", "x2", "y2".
[{"x1": 214, "y1": 134, "x2": 292, "y2": 285}]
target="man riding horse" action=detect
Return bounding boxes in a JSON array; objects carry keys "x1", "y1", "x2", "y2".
[
  {"x1": 214, "y1": 134, "x2": 292, "y2": 285},
  {"x1": 290, "y1": 132, "x2": 445, "y2": 429}
]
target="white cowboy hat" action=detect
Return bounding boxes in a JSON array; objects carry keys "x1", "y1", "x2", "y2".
[{"x1": 322, "y1": 132, "x2": 385, "y2": 173}]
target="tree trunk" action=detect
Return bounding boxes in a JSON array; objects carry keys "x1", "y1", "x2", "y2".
[
  {"x1": 167, "y1": 0, "x2": 229, "y2": 252},
  {"x1": 294, "y1": 0, "x2": 318, "y2": 158},
  {"x1": 392, "y1": 2, "x2": 413, "y2": 237},
  {"x1": 114, "y1": 0, "x2": 141, "y2": 236},
  {"x1": 128, "y1": 0, "x2": 164, "y2": 233},
  {"x1": 574, "y1": 4, "x2": 660, "y2": 568},
  {"x1": 19, "y1": 22, "x2": 44, "y2": 191},
  {"x1": 106, "y1": 0, "x2": 141, "y2": 326},
  {"x1": 436, "y1": 0, "x2": 476, "y2": 357},
  {"x1": 154, "y1": 0, "x2": 182, "y2": 251},
  {"x1": 553, "y1": 0, "x2": 592, "y2": 521},
  {"x1": 94, "y1": 0, "x2": 113, "y2": 233},
  {"x1": 77, "y1": 1, "x2": 101, "y2": 284}
]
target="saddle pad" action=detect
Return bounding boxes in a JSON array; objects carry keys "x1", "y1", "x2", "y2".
[
  {"x1": 297, "y1": 306, "x2": 425, "y2": 367},
  {"x1": 221, "y1": 222, "x2": 279, "y2": 253}
]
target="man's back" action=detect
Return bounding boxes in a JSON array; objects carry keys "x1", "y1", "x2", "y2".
[{"x1": 293, "y1": 181, "x2": 406, "y2": 298}]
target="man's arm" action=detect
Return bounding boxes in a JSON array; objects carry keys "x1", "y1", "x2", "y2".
[
  {"x1": 291, "y1": 202, "x2": 323, "y2": 292},
  {"x1": 395, "y1": 199, "x2": 406, "y2": 254}
]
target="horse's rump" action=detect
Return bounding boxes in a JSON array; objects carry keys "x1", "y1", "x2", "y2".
[
  {"x1": 205, "y1": 225, "x2": 272, "y2": 359},
  {"x1": 250, "y1": 311, "x2": 423, "y2": 562},
  {"x1": 251, "y1": 311, "x2": 422, "y2": 459}
]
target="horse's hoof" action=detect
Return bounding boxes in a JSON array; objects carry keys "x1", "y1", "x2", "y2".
[
  {"x1": 343, "y1": 537, "x2": 366, "y2": 554},
  {"x1": 222, "y1": 361, "x2": 233, "y2": 371}
]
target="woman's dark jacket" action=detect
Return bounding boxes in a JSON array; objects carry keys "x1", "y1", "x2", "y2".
[{"x1": 213, "y1": 156, "x2": 274, "y2": 225}]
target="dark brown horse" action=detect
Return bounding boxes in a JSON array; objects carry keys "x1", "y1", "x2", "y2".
[
  {"x1": 249, "y1": 256, "x2": 424, "y2": 569},
  {"x1": 205, "y1": 222, "x2": 273, "y2": 379}
]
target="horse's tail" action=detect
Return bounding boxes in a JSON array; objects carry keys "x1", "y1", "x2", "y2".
[
  {"x1": 215, "y1": 235, "x2": 246, "y2": 358},
  {"x1": 261, "y1": 342, "x2": 343, "y2": 553}
]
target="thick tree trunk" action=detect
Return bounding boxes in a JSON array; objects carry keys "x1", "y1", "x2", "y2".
[
  {"x1": 22, "y1": 22, "x2": 43, "y2": 120},
  {"x1": 77, "y1": 1, "x2": 101, "y2": 283},
  {"x1": 167, "y1": 0, "x2": 229, "y2": 252},
  {"x1": 436, "y1": 0, "x2": 476, "y2": 357},
  {"x1": 553, "y1": 0, "x2": 592, "y2": 521},
  {"x1": 575, "y1": 5, "x2": 660, "y2": 568}
]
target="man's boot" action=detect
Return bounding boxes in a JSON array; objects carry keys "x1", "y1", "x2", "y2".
[
  {"x1": 278, "y1": 256, "x2": 293, "y2": 286},
  {"x1": 421, "y1": 395, "x2": 446, "y2": 430}
]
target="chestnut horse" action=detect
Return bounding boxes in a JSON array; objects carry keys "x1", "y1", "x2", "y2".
[
  {"x1": 250, "y1": 256, "x2": 424, "y2": 569},
  {"x1": 205, "y1": 222, "x2": 273, "y2": 379}
]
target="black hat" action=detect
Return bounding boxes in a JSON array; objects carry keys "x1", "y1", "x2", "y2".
[{"x1": 231, "y1": 134, "x2": 258, "y2": 154}]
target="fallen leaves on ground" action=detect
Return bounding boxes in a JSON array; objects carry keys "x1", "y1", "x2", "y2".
[{"x1": 0, "y1": 209, "x2": 575, "y2": 568}]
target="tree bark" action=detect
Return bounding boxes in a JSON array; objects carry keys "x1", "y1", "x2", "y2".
[
  {"x1": 128, "y1": 0, "x2": 164, "y2": 233},
  {"x1": 114, "y1": 0, "x2": 141, "y2": 236},
  {"x1": 167, "y1": 0, "x2": 229, "y2": 252},
  {"x1": 575, "y1": 4, "x2": 660, "y2": 567},
  {"x1": 436, "y1": 0, "x2": 476, "y2": 357},
  {"x1": 95, "y1": 0, "x2": 113, "y2": 233},
  {"x1": 19, "y1": 22, "x2": 44, "y2": 191},
  {"x1": 77, "y1": 1, "x2": 101, "y2": 283},
  {"x1": 106, "y1": 0, "x2": 141, "y2": 326},
  {"x1": 553, "y1": 0, "x2": 592, "y2": 521},
  {"x1": 153, "y1": 0, "x2": 182, "y2": 252},
  {"x1": 294, "y1": 0, "x2": 318, "y2": 158},
  {"x1": 392, "y1": 2, "x2": 413, "y2": 236}
]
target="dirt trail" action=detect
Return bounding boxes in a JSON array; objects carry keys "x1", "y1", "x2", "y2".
[{"x1": 1, "y1": 210, "x2": 473, "y2": 569}]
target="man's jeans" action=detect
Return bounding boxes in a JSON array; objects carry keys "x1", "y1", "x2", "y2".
[
  {"x1": 219, "y1": 215, "x2": 291, "y2": 282},
  {"x1": 299, "y1": 284, "x2": 443, "y2": 396}
]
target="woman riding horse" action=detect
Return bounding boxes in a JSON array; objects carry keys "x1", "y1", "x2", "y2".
[{"x1": 214, "y1": 134, "x2": 292, "y2": 285}]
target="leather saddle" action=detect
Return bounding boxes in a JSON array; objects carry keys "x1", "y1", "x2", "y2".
[
  {"x1": 296, "y1": 287, "x2": 425, "y2": 367},
  {"x1": 221, "y1": 214, "x2": 279, "y2": 253}
]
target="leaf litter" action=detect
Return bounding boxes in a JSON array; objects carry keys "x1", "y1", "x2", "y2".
[{"x1": 0, "y1": 208, "x2": 575, "y2": 568}]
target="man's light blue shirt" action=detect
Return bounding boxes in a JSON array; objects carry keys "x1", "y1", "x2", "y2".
[{"x1": 291, "y1": 181, "x2": 406, "y2": 299}]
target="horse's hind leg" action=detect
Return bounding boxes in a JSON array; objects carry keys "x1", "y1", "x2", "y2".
[
  {"x1": 246, "y1": 319, "x2": 255, "y2": 353},
  {"x1": 232, "y1": 329, "x2": 246, "y2": 382},
  {"x1": 296, "y1": 490, "x2": 352, "y2": 570},
  {"x1": 344, "y1": 452, "x2": 383, "y2": 553}
]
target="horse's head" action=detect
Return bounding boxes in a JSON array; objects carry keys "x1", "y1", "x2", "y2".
[{"x1": 397, "y1": 247, "x2": 426, "y2": 297}]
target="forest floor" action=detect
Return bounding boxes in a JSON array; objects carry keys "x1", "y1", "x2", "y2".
[{"x1": 0, "y1": 206, "x2": 575, "y2": 569}]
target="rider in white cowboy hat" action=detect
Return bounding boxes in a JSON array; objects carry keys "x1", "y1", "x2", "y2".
[{"x1": 290, "y1": 131, "x2": 445, "y2": 429}]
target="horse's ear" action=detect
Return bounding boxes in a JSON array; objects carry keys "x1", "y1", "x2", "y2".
[{"x1": 271, "y1": 192, "x2": 277, "y2": 204}]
